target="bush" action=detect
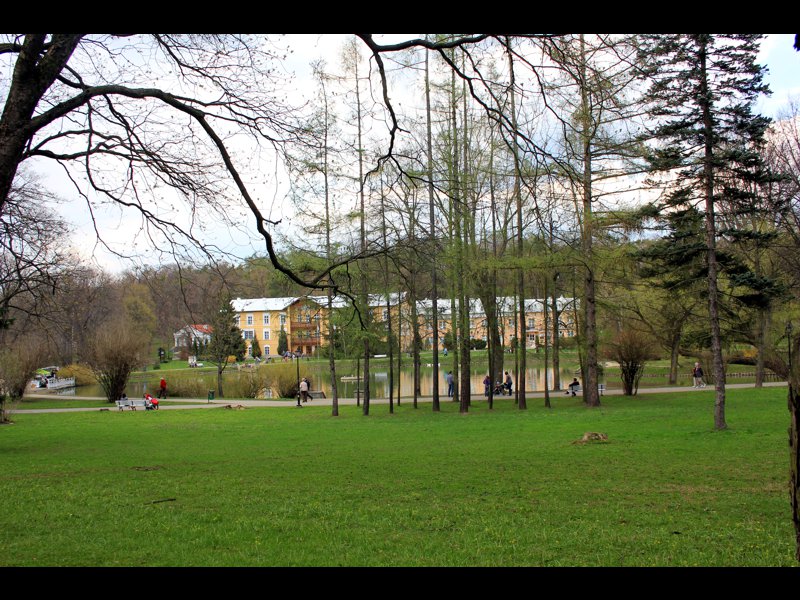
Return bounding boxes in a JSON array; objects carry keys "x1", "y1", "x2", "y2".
[
  {"x1": 470, "y1": 338, "x2": 487, "y2": 350},
  {"x1": 266, "y1": 362, "x2": 301, "y2": 399},
  {"x1": 727, "y1": 349, "x2": 757, "y2": 365},
  {"x1": 232, "y1": 368, "x2": 271, "y2": 399},
  {"x1": 603, "y1": 329, "x2": 658, "y2": 395},
  {"x1": 166, "y1": 377, "x2": 213, "y2": 399}
]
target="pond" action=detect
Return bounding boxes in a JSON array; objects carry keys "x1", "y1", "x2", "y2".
[{"x1": 63, "y1": 361, "x2": 582, "y2": 399}]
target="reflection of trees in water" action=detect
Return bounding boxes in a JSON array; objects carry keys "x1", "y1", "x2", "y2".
[{"x1": 69, "y1": 365, "x2": 578, "y2": 399}]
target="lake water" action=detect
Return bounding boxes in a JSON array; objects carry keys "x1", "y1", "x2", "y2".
[{"x1": 62, "y1": 362, "x2": 581, "y2": 399}]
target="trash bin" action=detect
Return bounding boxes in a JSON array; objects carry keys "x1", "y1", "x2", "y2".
[{"x1": 208, "y1": 390, "x2": 215, "y2": 403}]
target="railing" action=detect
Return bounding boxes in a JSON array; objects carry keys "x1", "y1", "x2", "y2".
[{"x1": 47, "y1": 377, "x2": 76, "y2": 390}]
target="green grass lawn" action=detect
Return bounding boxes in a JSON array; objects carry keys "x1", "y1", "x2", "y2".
[{"x1": 0, "y1": 387, "x2": 796, "y2": 566}]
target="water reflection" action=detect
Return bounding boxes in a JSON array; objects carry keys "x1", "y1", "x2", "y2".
[
  {"x1": 326, "y1": 365, "x2": 577, "y2": 398},
  {"x1": 66, "y1": 364, "x2": 579, "y2": 399}
]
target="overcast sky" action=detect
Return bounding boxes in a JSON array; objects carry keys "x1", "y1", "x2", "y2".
[{"x1": 34, "y1": 34, "x2": 800, "y2": 275}]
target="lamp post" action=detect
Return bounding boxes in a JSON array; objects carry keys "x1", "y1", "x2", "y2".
[
  {"x1": 787, "y1": 321, "x2": 794, "y2": 384},
  {"x1": 295, "y1": 351, "x2": 301, "y2": 407}
]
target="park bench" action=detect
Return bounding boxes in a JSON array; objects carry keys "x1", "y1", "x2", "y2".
[
  {"x1": 115, "y1": 398, "x2": 149, "y2": 411},
  {"x1": 569, "y1": 383, "x2": 606, "y2": 396},
  {"x1": 308, "y1": 390, "x2": 326, "y2": 400}
]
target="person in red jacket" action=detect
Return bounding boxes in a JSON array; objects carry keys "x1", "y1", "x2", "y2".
[{"x1": 158, "y1": 377, "x2": 167, "y2": 399}]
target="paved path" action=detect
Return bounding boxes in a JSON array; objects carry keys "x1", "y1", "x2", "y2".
[{"x1": 10, "y1": 381, "x2": 789, "y2": 414}]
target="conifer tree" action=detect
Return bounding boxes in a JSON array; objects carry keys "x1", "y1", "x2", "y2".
[
  {"x1": 640, "y1": 34, "x2": 771, "y2": 430},
  {"x1": 206, "y1": 295, "x2": 246, "y2": 398}
]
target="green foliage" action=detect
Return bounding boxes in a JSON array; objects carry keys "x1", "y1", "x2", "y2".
[
  {"x1": 469, "y1": 338, "x2": 487, "y2": 350},
  {"x1": 207, "y1": 297, "x2": 246, "y2": 367},
  {"x1": 251, "y1": 336, "x2": 262, "y2": 359},
  {"x1": 442, "y1": 331, "x2": 455, "y2": 351},
  {"x1": 277, "y1": 329, "x2": 288, "y2": 356}
]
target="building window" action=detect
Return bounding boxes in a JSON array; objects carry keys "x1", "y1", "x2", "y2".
[
  {"x1": 280, "y1": 314, "x2": 286, "y2": 325},
  {"x1": 243, "y1": 330, "x2": 255, "y2": 340},
  {"x1": 263, "y1": 330, "x2": 270, "y2": 340},
  {"x1": 263, "y1": 314, "x2": 270, "y2": 325},
  {"x1": 246, "y1": 314, "x2": 253, "y2": 326}
]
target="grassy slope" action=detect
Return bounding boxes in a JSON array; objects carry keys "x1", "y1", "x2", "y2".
[{"x1": 0, "y1": 387, "x2": 795, "y2": 566}]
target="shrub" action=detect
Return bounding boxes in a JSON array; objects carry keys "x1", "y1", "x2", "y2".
[
  {"x1": 266, "y1": 362, "x2": 301, "y2": 399},
  {"x1": 603, "y1": 329, "x2": 658, "y2": 396},
  {"x1": 166, "y1": 377, "x2": 213, "y2": 399},
  {"x1": 232, "y1": 368, "x2": 271, "y2": 399}
]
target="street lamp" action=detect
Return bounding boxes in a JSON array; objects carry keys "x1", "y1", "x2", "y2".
[
  {"x1": 296, "y1": 352, "x2": 301, "y2": 407},
  {"x1": 787, "y1": 321, "x2": 794, "y2": 383}
]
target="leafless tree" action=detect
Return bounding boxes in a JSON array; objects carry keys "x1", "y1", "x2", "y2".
[
  {"x1": 0, "y1": 34, "x2": 374, "y2": 297},
  {"x1": 0, "y1": 170, "x2": 71, "y2": 334},
  {"x1": 85, "y1": 316, "x2": 149, "y2": 403},
  {"x1": 0, "y1": 337, "x2": 46, "y2": 423}
]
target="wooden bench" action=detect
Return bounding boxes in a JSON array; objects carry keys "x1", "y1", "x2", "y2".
[{"x1": 308, "y1": 390, "x2": 326, "y2": 400}]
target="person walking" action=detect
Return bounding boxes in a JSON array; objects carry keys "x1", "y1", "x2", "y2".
[
  {"x1": 158, "y1": 377, "x2": 167, "y2": 399},
  {"x1": 446, "y1": 371, "x2": 454, "y2": 397},
  {"x1": 483, "y1": 374, "x2": 491, "y2": 397},
  {"x1": 692, "y1": 362, "x2": 706, "y2": 388},
  {"x1": 299, "y1": 377, "x2": 309, "y2": 403}
]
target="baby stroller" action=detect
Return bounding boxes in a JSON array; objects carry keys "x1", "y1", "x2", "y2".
[{"x1": 493, "y1": 381, "x2": 506, "y2": 396}]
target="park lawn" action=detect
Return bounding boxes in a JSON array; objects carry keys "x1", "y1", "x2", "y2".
[{"x1": 0, "y1": 387, "x2": 795, "y2": 566}]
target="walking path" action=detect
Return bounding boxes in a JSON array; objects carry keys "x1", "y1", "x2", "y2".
[{"x1": 11, "y1": 381, "x2": 789, "y2": 414}]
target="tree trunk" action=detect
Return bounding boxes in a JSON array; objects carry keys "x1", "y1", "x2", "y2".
[
  {"x1": 579, "y1": 34, "x2": 600, "y2": 408},
  {"x1": 507, "y1": 37, "x2": 526, "y2": 410},
  {"x1": 699, "y1": 36, "x2": 726, "y2": 430},
  {"x1": 0, "y1": 35, "x2": 83, "y2": 213},
  {"x1": 543, "y1": 277, "x2": 551, "y2": 408},
  {"x1": 790, "y1": 331, "x2": 800, "y2": 562},
  {"x1": 790, "y1": 374, "x2": 800, "y2": 562},
  {"x1": 425, "y1": 42, "x2": 441, "y2": 412},
  {"x1": 755, "y1": 307, "x2": 767, "y2": 388},
  {"x1": 669, "y1": 336, "x2": 680, "y2": 385},
  {"x1": 551, "y1": 277, "x2": 562, "y2": 391}
]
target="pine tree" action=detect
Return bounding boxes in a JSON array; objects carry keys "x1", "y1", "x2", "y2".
[
  {"x1": 250, "y1": 335, "x2": 262, "y2": 360},
  {"x1": 277, "y1": 329, "x2": 288, "y2": 356},
  {"x1": 206, "y1": 295, "x2": 246, "y2": 398},
  {"x1": 640, "y1": 34, "x2": 771, "y2": 430}
]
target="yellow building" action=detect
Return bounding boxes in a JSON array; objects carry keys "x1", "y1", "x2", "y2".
[
  {"x1": 411, "y1": 296, "x2": 578, "y2": 351},
  {"x1": 232, "y1": 296, "x2": 337, "y2": 357},
  {"x1": 232, "y1": 294, "x2": 577, "y2": 356}
]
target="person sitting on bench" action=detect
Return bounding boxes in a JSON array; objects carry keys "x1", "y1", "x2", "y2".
[{"x1": 567, "y1": 378, "x2": 580, "y2": 396}]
